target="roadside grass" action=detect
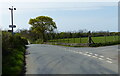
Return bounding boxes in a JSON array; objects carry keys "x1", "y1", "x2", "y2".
[{"x1": 3, "y1": 49, "x2": 24, "y2": 74}]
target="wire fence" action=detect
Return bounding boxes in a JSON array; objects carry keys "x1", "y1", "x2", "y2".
[{"x1": 49, "y1": 35, "x2": 119, "y2": 44}]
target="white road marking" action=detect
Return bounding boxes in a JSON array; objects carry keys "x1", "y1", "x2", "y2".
[
  {"x1": 100, "y1": 56, "x2": 104, "y2": 57},
  {"x1": 84, "y1": 53, "x2": 88, "y2": 55},
  {"x1": 79, "y1": 52, "x2": 83, "y2": 54},
  {"x1": 66, "y1": 50, "x2": 113, "y2": 64},
  {"x1": 87, "y1": 54, "x2": 91, "y2": 57},
  {"x1": 98, "y1": 58, "x2": 104, "y2": 60},
  {"x1": 94, "y1": 54, "x2": 98, "y2": 56},
  {"x1": 89, "y1": 53, "x2": 93, "y2": 55},
  {"x1": 92, "y1": 56, "x2": 98, "y2": 58},
  {"x1": 106, "y1": 58, "x2": 112, "y2": 60},
  {"x1": 106, "y1": 60, "x2": 113, "y2": 63}
]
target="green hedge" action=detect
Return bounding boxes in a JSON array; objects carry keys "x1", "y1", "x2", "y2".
[{"x1": 2, "y1": 31, "x2": 28, "y2": 75}]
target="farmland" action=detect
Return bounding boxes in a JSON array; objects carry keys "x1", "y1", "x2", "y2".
[{"x1": 49, "y1": 36, "x2": 119, "y2": 43}]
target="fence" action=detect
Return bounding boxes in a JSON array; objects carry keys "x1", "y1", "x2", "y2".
[{"x1": 48, "y1": 32, "x2": 120, "y2": 46}]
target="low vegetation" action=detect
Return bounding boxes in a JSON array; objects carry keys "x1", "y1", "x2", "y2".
[
  {"x1": 90, "y1": 40, "x2": 120, "y2": 47},
  {"x1": 2, "y1": 31, "x2": 28, "y2": 75}
]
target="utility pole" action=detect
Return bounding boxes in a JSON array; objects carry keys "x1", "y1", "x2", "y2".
[{"x1": 9, "y1": 6, "x2": 16, "y2": 35}]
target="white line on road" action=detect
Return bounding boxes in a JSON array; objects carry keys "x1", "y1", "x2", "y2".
[
  {"x1": 87, "y1": 54, "x2": 91, "y2": 57},
  {"x1": 94, "y1": 54, "x2": 98, "y2": 56},
  {"x1": 78, "y1": 52, "x2": 83, "y2": 54},
  {"x1": 106, "y1": 60, "x2": 113, "y2": 63},
  {"x1": 92, "y1": 56, "x2": 98, "y2": 58},
  {"x1": 100, "y1": 56, "x2": 104, "y2": 58},
  {"x1": 98, "y1": 58, "x2": 104, "y2": 60},
  {"x1": 65, "y1": 49, "x2": 113, "y2": 64},
  {"x1": 84, "y1": 53, "x2": 88, "y2": 55},
  {"x1": 106, "y1": 58, "x2": 112, "y2": 60},
  {"x1": 89, "y1": 53, "x2": 93, "y2": 55}
]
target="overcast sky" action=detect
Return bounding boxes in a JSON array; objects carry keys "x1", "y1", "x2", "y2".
[{"x1": 0, "y1": 0, "x2": 119, "y2": 32}]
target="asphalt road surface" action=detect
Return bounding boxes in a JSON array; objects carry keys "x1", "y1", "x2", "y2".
[{"x1": 26, "y1": 44, "x2": 119, "y2": 74}]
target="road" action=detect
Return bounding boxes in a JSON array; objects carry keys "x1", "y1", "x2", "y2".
[{"x1": 26, "y1": 44, "x2": 119, "y2": 74}]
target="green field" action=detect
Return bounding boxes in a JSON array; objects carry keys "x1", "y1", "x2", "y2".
[{"x1": 49, "y1": 36, "x2": 119, "y2": 43}]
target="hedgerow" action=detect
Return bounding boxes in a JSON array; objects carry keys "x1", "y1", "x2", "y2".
[{"x1": 2, "y1": 31, "x2": 28, "y2": 75}]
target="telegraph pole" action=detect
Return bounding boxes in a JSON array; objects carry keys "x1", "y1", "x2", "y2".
[{"x1": 9, "y1": 6, "x2": 16, "y2": 35}]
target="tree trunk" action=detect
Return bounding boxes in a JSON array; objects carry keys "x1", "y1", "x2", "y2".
[{"x1": 42, "y1": 32, "x2": 46, "y2": 42}]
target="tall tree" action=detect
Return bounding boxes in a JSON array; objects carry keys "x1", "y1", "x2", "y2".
[{"x1": 29, "y1": 16, "x2": 57, "y2": 42}]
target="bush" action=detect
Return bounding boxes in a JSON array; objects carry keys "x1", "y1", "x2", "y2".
[
  {"x1": 90, "y1": 40, "x2": 120, "y2": 47},
  {"x1": 21, "y1": 37, "x2": 28, "y2": 45},
  {"x1": 2, "y1": 31, "x2": 28, "y2": 75},
  {"x1": 35, "y1": 39, "x2": 43, "y2": 44}
]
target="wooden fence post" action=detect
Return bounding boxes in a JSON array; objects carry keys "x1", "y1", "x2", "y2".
[
  {"x1": 80, "y1": 36, "x2": 81, "y2": 43},
  {"x1": 88, "y1": 31, "x2": 91, "y2": 44},
  {"x1": 88, "y1": 31, "x2": 94, "y2": 46},
  {"x1": 104, "y1": 34, "x2": 106, "y2": 43}
]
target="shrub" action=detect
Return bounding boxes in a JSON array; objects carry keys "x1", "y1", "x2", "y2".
[
  {"x1": 35, "y1": 39, "x2": 43, "y2": 44},
  {"x1": 90, "y1": 40, "x2": 120, "y2": 47},
  {"x1": 2, "y1": 31, "x2": 28, "y2": 75}
]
